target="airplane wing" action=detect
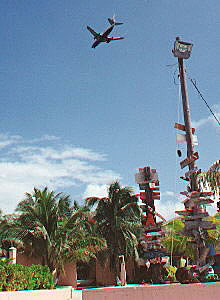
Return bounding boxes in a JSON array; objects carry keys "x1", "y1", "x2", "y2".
[
  {"x1": 92, "y1": 40, "x2": 101, "y2": 48},
  {"x1": 87, "y1": 26, "x2": 99, "y2": 38}
]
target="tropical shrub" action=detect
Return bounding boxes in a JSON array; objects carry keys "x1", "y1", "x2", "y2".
[{"x1": 0, "y1": 262, "x2": 54, "y2": 291}]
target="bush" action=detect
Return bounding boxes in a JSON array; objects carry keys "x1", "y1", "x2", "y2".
[
  {"x1": 0, "y1": 265, "x2": 7, "y2": 290},
  {"x1": 0, "y1": 261, "x2": 54, "y2": 291}
]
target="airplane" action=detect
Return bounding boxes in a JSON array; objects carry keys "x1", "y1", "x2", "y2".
[{"x1": 87, "y1": 16, "x2": 124, "y2": 48}]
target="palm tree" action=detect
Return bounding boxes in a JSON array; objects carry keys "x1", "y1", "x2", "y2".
[
  {"x1": 0, "y1": 213, "x2": 18, "y2": 257},
  {"x1": 162, "y1": 215, "x2": 220, "y2": 266},
  {"x1": 162, "y1": 218, "x2": 196, "y2": 264},
  {"x1": 4, "y1": 187, "x2": 106, "y2": 277},
  {"x1": 86, "y1": 181, "x2": 141, "y2": 283},
  {"x1": 206, "y1": 213, "x2": 220, "y2": 247},
  {"x1": 199, "y1": 160, "x2": 220, "y2": 193}
]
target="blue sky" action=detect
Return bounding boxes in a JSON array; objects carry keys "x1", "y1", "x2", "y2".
[{"x1": 0, "y1": 0, "x2": 219, "y2": 219}]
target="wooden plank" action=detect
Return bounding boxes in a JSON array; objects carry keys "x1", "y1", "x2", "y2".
[
  {"x1": 180, "y1": 190, "x2": 214, "y2": 198},
  {"x1": 143, "y1": 241, "x2": 162, "y2": 246},
  {"x1": 183, "y1": 199, "x2": 214, "y2": 210},
  {"x1": 180, "y1": 191, "x2": 200, "y2": 197},
  {"x1": 176, "y1": 210, "x2": 209, "y2": 219},
  {"x1": 184, "y1": 220, "x2": 216, "y2": 230},
  {"x1": 189, "y1": 191, "x2": 214, "y2": 198},
  {"x1": 144, "y1": 231, "x2": 164, "y2": 237},
  {"x1": 200, "y1": 191, "x2": 214, "y2": 197},
  {"x1": 190, "y1": 191, "x2": 202, "y2": 198},
  {"x1": 144, "y1": 225, "x2": 162, "y2": 233},
  {"x1": 180, "y1": 157, "x2": 195, "y2": 169},
  {"x1": 143, "y1": 245, "x2": 165, "y2": 251},
  {"x1": 180, "y1": 191, "x2": 190, "y2": 196},
  {"x1": 152, "y1": 191, "x2": 160, "y2": 196},
  {"x1": 180, "y1": 152, "x2": 199, "y2": 169},
  {"x1": 140, "y1": 235, "x2": 163, "y2": 241},
  {"x1": 139, "y1": 192, "x2": 160, "y2": 200},
  {"x1": 152, "y1": 195, "x2": 160, "y2": 200},
  {"x1": 183, "y1": 197, "x2": 214, "y2": 203},
  {"x1": 140, "y1": 233, "x2": 165, "y2": 240},
  {"x1": 184, "y1": 212, "x2": 209, "y2": 220},
  {"x1": 150, "y1": 186, "x2": 160, "y2": 191},
  {"x1": 174, "y1": 122, "x2": 195, "y2": 134},
  {"x1": 183, "y1": 199, "x2": 214, "y2": 209},
  {"x1": 139, "y1": 184, "x2": 148, "y2": 190},
  {"x1": 176, "y1": 210, "x2": 193, "y2": 216}
]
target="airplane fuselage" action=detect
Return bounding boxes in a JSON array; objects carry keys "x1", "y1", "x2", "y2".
[
  {"x1": 92, "y1": 26, "x2": 114, "y2": 47},
  {"x1": 87, "y1": 16, "x2": 124, "y2": 49}
]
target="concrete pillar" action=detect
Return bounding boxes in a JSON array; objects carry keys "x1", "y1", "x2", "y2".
[{"x1": 9, "y1": 247, "x2": 17, "y2": 264}]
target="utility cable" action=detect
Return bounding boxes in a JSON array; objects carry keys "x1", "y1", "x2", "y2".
[{"x1": 189, "y1": 77, "x2": 220, "y2": 127}]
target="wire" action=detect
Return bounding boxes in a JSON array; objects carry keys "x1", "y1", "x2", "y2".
[
  {"x1": 189, "y1": 77, "x2": 220, "y2": 127},
  {"x1": 166, "y1": 63, "x2": 179, "y2": 86}
]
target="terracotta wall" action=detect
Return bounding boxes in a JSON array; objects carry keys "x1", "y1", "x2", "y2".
[
  {"x1": 96, "y1": 259, "x2": 135, "y2": 286},
  {"x1": 58, "y1": 263, "x2": 77, "y2": 287},
  {"x1": 17, "y1": 252, "x2": 41, "y2": 266},
  {"x1": 82, "y1": 282, "x2": 220, "y2": 300},
  {"x1": 17, "y1": 253, "x2": 77, "y2": 287},
  {"x1": 96, "y1": 260, "x2": 115, "y2": 286}
]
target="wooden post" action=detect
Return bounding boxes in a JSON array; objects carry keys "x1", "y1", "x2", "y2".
[
  {"x1": 177, "y1": 57, "x2": 198, "y2": 192},
  {"x1": 9, "y1": 247, "x2": 17, "y2": 264},
  {"x1": 119, "y1": 256, "x2": 127, "y2": 286},
  {"x1": 174, "y1": 38, "x2": 216, "y2": 280}
]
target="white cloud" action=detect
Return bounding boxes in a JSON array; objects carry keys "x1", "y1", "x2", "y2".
[
  {"x1": 154, "y1": 190, "x2": 184, "y2": 221},
  {"x1": 0, "y1": 133, "x2": 22, "y2": 149},
  {"x1": 12, "y1": 145, "x2": 106, "y2": 162},
  {"x1": 161, "y1": 191, "x2": 175, "y2": 197},
  {"x1": 155, "y1": 199, "x2": 183, "y2": 221},
  {"x1": 0, "y1": 134, "x2": 120, "y2": 213},
  {"x1": 192, "y1": 104, "x2": 220, "y2": 129},
  {"x1": 83, "y1": 184, "x2": 109, "y2": 199},
  {"x1": 27, "y1": 135, "x2": 60, "y2": 144}
]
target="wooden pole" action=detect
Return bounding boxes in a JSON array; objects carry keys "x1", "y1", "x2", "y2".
[{"x1": 177, "y1": 57, "x2": 198, "y2": 192}]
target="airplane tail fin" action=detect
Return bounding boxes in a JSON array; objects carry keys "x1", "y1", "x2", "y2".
[{"x1": 108, "y1": 16, "x2": 123, "y2": 26}]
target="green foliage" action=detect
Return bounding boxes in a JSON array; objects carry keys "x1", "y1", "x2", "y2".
[
  {"x1": 0, "y1": 264, "x2": 7, "y2": 290},
  {"x1": 206, "y1": 213, "x2": 220, "y2": 246},
  {"x1": 164, "y1": 265, "x2": 177, "y2": 282},
  {"x1": 162, "y1": 215, "x2": 220, "y2": 263},
  {"x1": 162, "y1": 218, "x2": 196, "y2": 261},
  {"x1": 2, "y1": 187, "x2": 105, "y2": 276},
  {"x1": 0, "y1": 262, "x2": 54, "y2": 291},
  {"x1": 198, "y1": 160, "x2": 220, "y2": 193}
]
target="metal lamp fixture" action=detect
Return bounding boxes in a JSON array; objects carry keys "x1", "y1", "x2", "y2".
[{"x1": 173, "y1": 37, "x2": 193, "y2": 59}]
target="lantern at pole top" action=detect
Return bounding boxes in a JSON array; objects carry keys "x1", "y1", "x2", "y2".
[{"x1": 172, "y1": 37, "x2": 193, "y2": 59}]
